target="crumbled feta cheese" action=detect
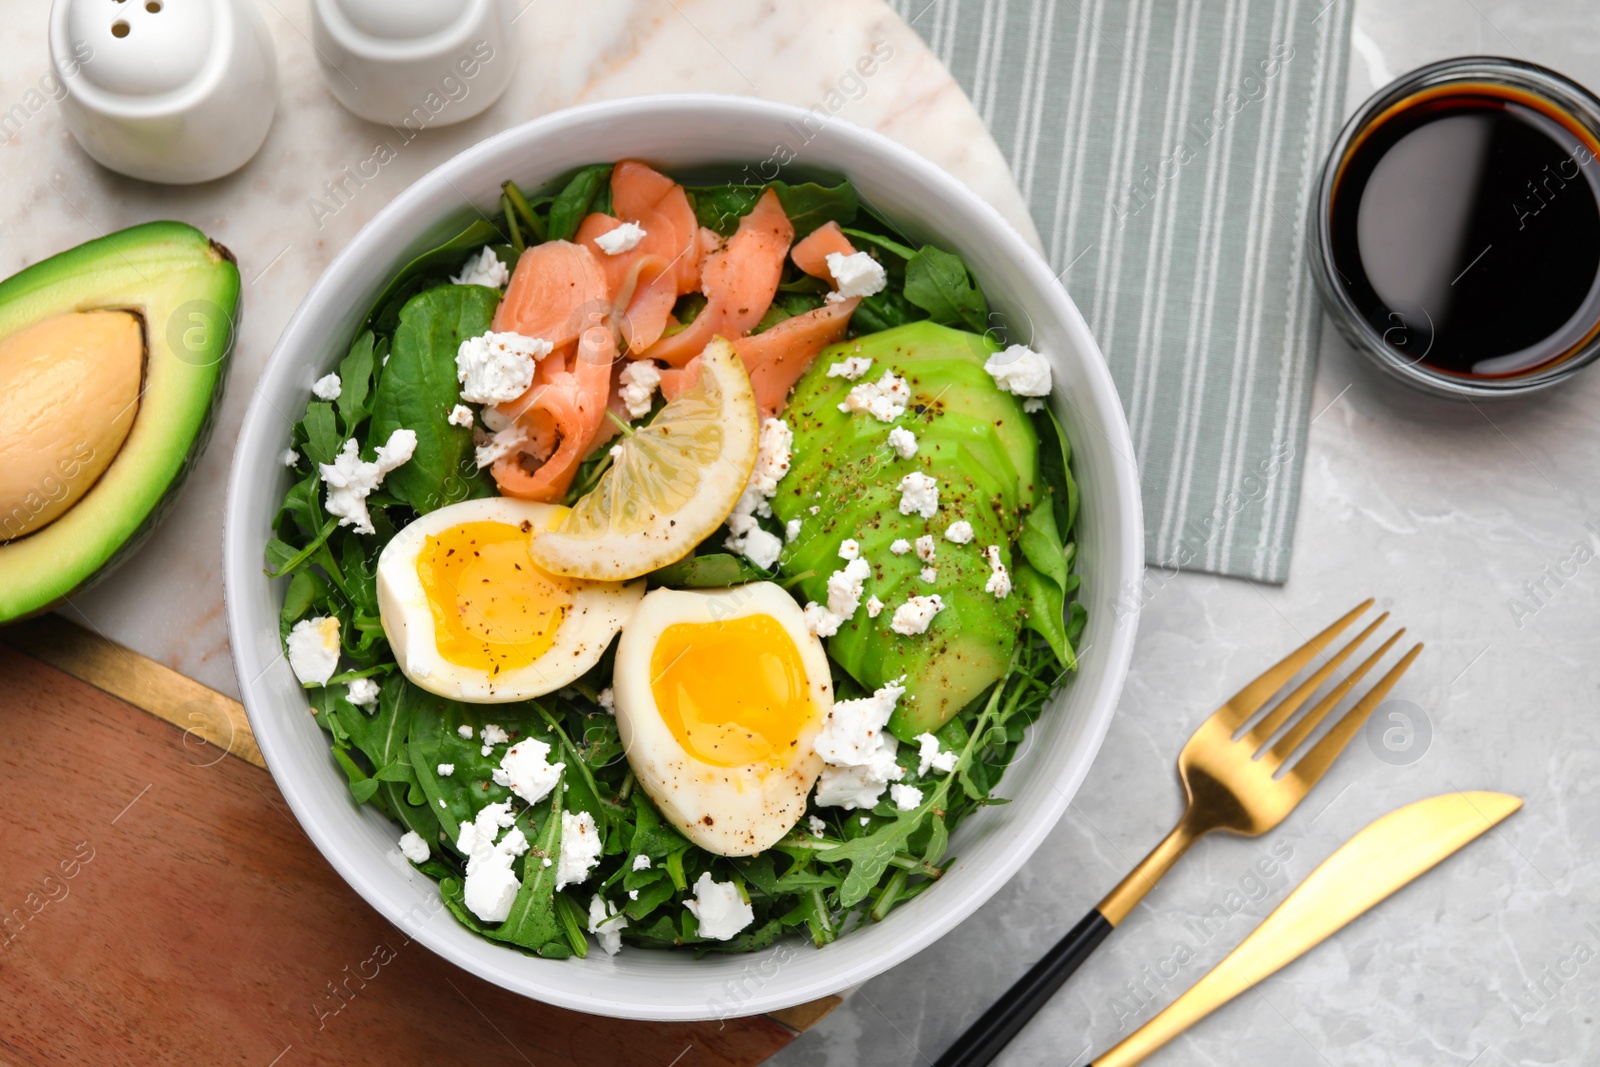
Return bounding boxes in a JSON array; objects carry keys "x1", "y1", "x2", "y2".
[
  {"x1": 888, "y1": 426, "x2": 919, "y2": 459},
  {"x1": 838, "y1": 539, "x2": 860, "y2": 561},
  {"x1": 809, "y1": 505, "x2": 820, "y2": 515},
  {"x1": 587, "y1": 893, "x2": 629, "y2": 955},
  {"x1": 480, "y1": 405, "x2": 513, "y2": 433},
  {"x1": 814, "y1": 679, "x2": 905, "y2": 767},
  {"x1": 450, "y1": 246, "x2": 510, "y2": 288},
  {"x1": 598, "y1": 687, "x2": 615, "y2": 713},
  {"x1": 816, "y1": 744, "x2": 903, "y2": 809},
  {"x1": 556, "y1": 810, "x2": 602, "y2": 890},
  {"x1": 785, "y1": 518, "x2": 803, "y2": 542},
  {"x1": 447, "y1": 404, "x2": 475, "y2": 428},
  {"x1": 725, "y1": 520, "x2": 783, "y2": 570},
  {"x1": 890, "y1": 784, "x2": 924, "y2": 811},
  {"x1": 595, "y1": 221, "x2": 647, "y2": 255},
  {"x1": 312, "y1": 373, "x2": 342, "y2": 401},
  {"x1": 808, "y1": 814, "x2": 827, "y2": 838},
  {"x1": 984, "y1": 344, "x2": 1053, "y2": 397},
  {"x1": 491, "y1": 737, "x2": 565, "y2": 805},
  {"x1": 684, "y1": 872, "x2": 755, "y2": 941},
  {"x1": 826, "y1": 558, "x2": 872, "y2": 618},
  {"x1": 920, "y1": 566, "x2": 938, "y2": 583},
  {"x1": 838, "y1": 370, "x2": 911, "y2": 422},
  {"x1": 398, "y1": 830, "x2": 429, "y2": 864},
  {"x1": 915, "y1": 733, "x2": 959, "y2": 776},
  {"x1": 865, "y1": 595, "x2": 885, "y2": 618},
  {"x1": 628, "y1": 889, "x2": 639, "y2": 900},
  {"x1": 824, "y1": 251, "x2": 888, "y2": 301},
  {"x1": 481, "y1": 724, "x2": 510, "y2": 745},
  {"x1": 457, "y1": 724, "x2": 475, "y2": 739},
  {"x1": 618, "y1": 360, "x2": 662, "y2": 420},
  {"x1": 984, "y1": 544, "x2": 1012, "y2": 599},
  {"x1": 345, "y1": 677, "x2": 380, "y2": 708},
  {"x1": 826, "y1": 356, "x2": 873, "y2": 380},
  {"x1": 891, "y1": 594, "x2": 946, "y2": 636},
  {"x1": 473, "y1": 423, "x2": 527, "y2": 470},
  {"x1": 286, "y1": 616, "x2": 340, "y2": 686},
  {"x1": 437, "y1": 763, "x2": 456, "y2": 776},
  {"x1": 890, "y1": 539, "x2": 912, "y2": 555},
  {"x1": 897, "y1": 472, "x2": 939, "y2": 519},
  {"x1": 632, "y1": 854, "x2": 652, "y2": 872},
  {"x1": 320, "y1": 430, "x2": 417, "y2": 535},
  {"x1": 456, "y1": 331, "x2": 550, "y2": 404},
  {"x1": 281, "y1": 449, "x2": 300, "y2": 467},
  {"x1": 725, "y1": 417, "x2": 793, "y2": 568},
  {"x1": 1024, "y1": 398, "x2": 1046, "y2": 413},
  {"x1": 944, "y1": 520, "x2": 975, "y2": 544},
  {"x1": 456, "y1": 801, "x2": 523, "y2": 923},
  {"x1": 803, "y1": 601, "x2": 844, "y2": 638},
  {"x1": 915, "y1": 535, "x2": 937, "y2": 565}
]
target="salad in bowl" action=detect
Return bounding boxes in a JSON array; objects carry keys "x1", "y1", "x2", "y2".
[{"x1": 268, "y1": 158, "x2": 1086, "y2": 960}]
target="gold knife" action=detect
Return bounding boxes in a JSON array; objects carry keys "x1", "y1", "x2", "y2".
[{"x1": 1084, "y1": 791, "x2": 1522, "y2": 1067}]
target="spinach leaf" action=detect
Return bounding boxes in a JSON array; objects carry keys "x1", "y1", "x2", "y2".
[
  {"x1": 1015, "y1": 560, "x2": 1071, "y2": 670},
  {"x1": 368, "y1": 285, "x2": 500, "y2": 514},
  {"x1": 300, "y1": 403, "x2": 342, "y2": 466},
  {"x1": 366, "y1": 218, "x2": 505, "y2": 334},
  {"x1": 904, "y1": 245, "x2": 990, "y2": 333},
  {"x1": 547, "y1": 164, "x2": 613, "y2": 242},
  {"x1": 851, "y1": 288, "x2": 923, "y2": 333},
  {"x1": 1035, "y1": 404, "x2": 1080, "y2": 536}
]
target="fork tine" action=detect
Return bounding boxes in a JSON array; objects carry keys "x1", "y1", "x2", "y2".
[
  {"x1": 1260, "y1": 628, "x2": 1404, "y2": 769},
  {"x1": 1213, "y1": 599, "x2": 1375, "y2": 731},
  {"x1": 1288, "y1": 642, "x2": 1425, "y2": 787},
  {"x1": 1244, "y1": 613, "x2": 1389, "y2": 749}
]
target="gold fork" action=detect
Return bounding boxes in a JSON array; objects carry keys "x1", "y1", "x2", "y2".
[{"x1": 933, "y1": 599, "x2": 1422, "y2": 1067}]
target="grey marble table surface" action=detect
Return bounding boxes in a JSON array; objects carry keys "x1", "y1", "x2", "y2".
[{"x1": 775, "y1": 1, "x2": 1600, "y2": 1065}]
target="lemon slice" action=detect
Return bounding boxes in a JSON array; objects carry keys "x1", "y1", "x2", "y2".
[{"x1": 527, "y1": 337, "x2": 759, "y2": 581}]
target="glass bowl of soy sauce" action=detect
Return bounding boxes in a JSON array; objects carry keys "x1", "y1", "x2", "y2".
[{"x1": 1312, "y1": 57, "x2": 1600, "y2": 398}]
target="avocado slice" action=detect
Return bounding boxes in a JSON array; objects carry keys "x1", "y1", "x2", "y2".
[
  {"x1": 0, "y1": 222, "x2": 239, "y2": 622},
  {"x1": 773, "y1": 322, "x2": 1039, "y2": 737}
]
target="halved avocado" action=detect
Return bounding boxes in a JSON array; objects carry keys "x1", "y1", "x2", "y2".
[
  {"x1": 773, "y1": 322, "x2": 1040, "y2": 737},
  {"x1": 0, "y1": 222, "x2": 239, "y2": 622}
]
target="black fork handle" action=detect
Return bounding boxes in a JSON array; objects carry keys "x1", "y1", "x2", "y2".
[{"x1": 932, "y1": 908, "x2": 1114, "y2": 1067}]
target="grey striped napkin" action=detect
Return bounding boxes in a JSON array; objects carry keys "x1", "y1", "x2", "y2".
[{"x1": 890, "y1": 0, "x2": 1354, "y2": 582}]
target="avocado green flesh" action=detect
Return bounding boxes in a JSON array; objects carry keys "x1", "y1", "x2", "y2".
[
  {"x1": 0, "y1": 222, "x2": 239, "y2": 622},
  {"x1": 773, "y1": 322, "x2": 1038, "y2": 737}
]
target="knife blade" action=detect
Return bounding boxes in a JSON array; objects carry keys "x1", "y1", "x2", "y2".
[{"x1": 1085, "y1": 791, "x2": 1522, "y2": 1067}]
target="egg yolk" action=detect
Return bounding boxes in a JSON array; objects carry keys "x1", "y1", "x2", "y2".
[
  {"x1": 416, "y1": 521, "x2": 571, "y2": 677},
  {"x1": 649, "y1": 613, "x2": 816, "y2": 768}
]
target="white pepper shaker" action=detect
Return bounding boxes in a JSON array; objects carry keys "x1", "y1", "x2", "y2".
[
  {"x1": 310, "y1": 0, "x2": 518, "y2": 128},
  {"x1": 48, "y1": 0, "x2": 278, "y2": 185}
]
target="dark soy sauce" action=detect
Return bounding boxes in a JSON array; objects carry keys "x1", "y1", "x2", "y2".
[{"x1": 1329, "y1": 84, "x2": 1600, "y2": 378}]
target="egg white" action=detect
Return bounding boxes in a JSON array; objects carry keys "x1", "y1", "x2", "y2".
[
  {"x1": 377, "y1": 497, "x2": 644, "y2": 703},
  {"x1": 613, "y1": 583, "x2": 832, "y2": 856}
]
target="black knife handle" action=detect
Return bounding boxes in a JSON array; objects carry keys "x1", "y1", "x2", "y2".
[{"x1": 932, "y1": 908, "x2": 1114, "y2": 1067}]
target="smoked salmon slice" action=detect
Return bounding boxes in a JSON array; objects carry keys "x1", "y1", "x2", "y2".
[
  {"x1": 790, "y1": 221, "x2": 857, "y2": 280},
  {"x1": 737, "y1": 298, "x2": 860, "y2": 417},
  {"x1": 491, "y1": 326, "x2": 616, "y2": 502},
  {"x1": 641, "y1": 189, "x2": 794, "y2": 368},
  {"x1": 494, "y1": 240, "x2": 610, "y2": 348}
]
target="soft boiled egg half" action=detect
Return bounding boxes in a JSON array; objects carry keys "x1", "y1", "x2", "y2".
[
  {"x1": 377, "y1": 498, "x2": 644, "y2": 702},
  {"x1": 613, "y1": 583, "x2": 832, "y2": 856}
]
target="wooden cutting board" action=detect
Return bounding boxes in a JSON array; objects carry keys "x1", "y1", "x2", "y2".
[{"x1": 0, "y1": 620, "x2": 835, "y2": 1067}]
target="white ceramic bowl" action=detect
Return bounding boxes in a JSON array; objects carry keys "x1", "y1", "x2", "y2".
[{"x1": 224, "y1": 95, "x2": 1143, "y2": 1021}]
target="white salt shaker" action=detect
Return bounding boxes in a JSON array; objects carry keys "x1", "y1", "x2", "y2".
[
  {"x1": 48, "y1": 0, "x2": 278, "y2": 185},
  {"x1": 310, "y1": 0, "x2": 518, "y2": 128}
]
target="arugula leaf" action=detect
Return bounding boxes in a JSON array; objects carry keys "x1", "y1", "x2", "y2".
[
  {"x1": 904, "y1": 246, "x2": 990, "y2": 333},
  {"x1": 496, "y1": 779, "x2": 567, "y2": 954},
  {"x1": 547, "y1": 164, "x2": 613, "y2": 242},
  {"x1": 648, "y1": 552, "x2": 771, "y2": 588},
  {"x1": 367, "y1": 285, "x2": 500, "y2": 514},
  {"x1": 688, "y1": 180, "x2": 859, "y2": 237},
  {"x1": 300, "y1": 403, "x2": 341, "y2": 466},
  {"x1": 336, "y1": 331, "x2": 377, "y2": 430}
]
